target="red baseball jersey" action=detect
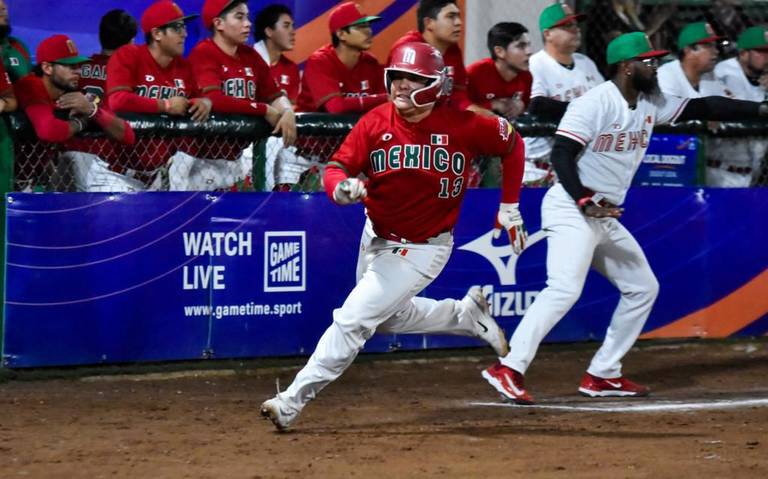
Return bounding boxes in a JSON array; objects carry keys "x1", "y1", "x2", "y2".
[
  {"x1": 189, "y1": 39, "x2": 283, "y2": 104},
  {"x1": 271, "y1": 54, "x2": 301, "y2": 104},
  {"x1": 467, "y1": 58, "x2": 532, "y2": 110},
  {"x1": 390, "y1": 31, "x2": 471, "y2": 111},
  {"x1": 79, "y1": 53, "x2": 109, "y2": 100},
  {"x1": 332, "y1": 102, "x2": 516, "y2": 242},
  {"x1": 106, "y1": 44, "x2": 198, "y2": 101},
  {"x1": 0, "y1": 62, "x2": 12, "y2": 94},
  {"x1": 297, "y1": 44, "x2": 384, "y2": 112}
]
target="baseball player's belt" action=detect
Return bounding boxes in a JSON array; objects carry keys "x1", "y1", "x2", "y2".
[
  {"x1": 374, "y1": 226, "x2": 453, "y2": 245},
  {"x1": 706, "y1": 160, "x2": 752, "y2": 175}
]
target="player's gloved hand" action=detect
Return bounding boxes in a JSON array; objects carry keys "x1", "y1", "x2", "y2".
[
  {"x1": 333, "y1": 178, "x2": 367, "y2": 205},
  {"x1": 493, "y1": 202, "x2": 527, "y2": 255}
]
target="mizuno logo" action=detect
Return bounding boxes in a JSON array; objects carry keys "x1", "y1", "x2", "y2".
[{"x1": 458, "y1": 229, "x2": 545, "y2": 285}]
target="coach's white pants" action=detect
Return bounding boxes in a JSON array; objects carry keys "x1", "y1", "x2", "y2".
[
  {"x1": 168, "y1": 151, "x2": 250, "y2": 191},
  {"x1": 281, "y1": 218, "x2": 480, "y2": 411},
  {"x1": 501, "y1": 183, "x2": 659, "y2": 379}
]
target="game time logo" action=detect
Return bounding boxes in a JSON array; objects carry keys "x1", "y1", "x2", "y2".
[{"x1": 264, "y1": 231, "x2": 306, "y2": 292}]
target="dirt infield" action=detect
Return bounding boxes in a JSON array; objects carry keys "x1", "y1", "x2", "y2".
[{"x1": 1, "y1": 339, "x2": 767, "y2": 478}]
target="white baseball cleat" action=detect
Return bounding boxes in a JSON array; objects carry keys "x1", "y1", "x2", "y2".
[
  {"x1": 462, "y1": 286, "x2": 509, "y2": 357},
  {"x1": 260, "y1": 393, "x2": 300, "y2": 432}
]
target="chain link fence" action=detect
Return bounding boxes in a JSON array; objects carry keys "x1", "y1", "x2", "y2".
[{"x1": 5, "y1": 112, "x2": 768, "y2": 192}]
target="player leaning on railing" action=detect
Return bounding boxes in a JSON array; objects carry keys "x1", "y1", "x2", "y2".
[{"x1": 260, "y1": 41, "x2": 527, "y2": 432}]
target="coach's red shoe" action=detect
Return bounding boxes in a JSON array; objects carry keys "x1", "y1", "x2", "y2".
[
  {"x1": 578, "y1": 372, "x2": 650, "y2": 398},
  {"x1": 481, "y1": 362, "x2": 535, "y2": 405}
]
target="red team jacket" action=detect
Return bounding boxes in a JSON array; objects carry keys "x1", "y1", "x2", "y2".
[
  {"x1": 297, "y1": 44, "x2": 386, "y2": 112},
  {"x1": 467, "y1": 58, "x2": 532, "y2": 111},
  {"x1": 79, "y1": 53, "x2": 110, "y2": 101},
  {"x1": 106, "y1": 44, "x2": 201, "y2": 169},
  {"x1": 389, "y1": 31, "x2": 472, "y2": 111},
  {"x1": 270, "y1": 54, "x2": 300, "y2": 104},
  {"x1": 325, "y1": 103, "x2": 524, "y2": 243}
]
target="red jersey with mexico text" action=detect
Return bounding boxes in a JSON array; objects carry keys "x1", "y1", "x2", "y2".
[
  {"x1": 467, "y1": 57, "x2": 532, "y2": 110},
  {"x1": 297, "y1": 44, "x2": 384, "y2": 112},
  {"x1": 332, "y1": 103, "x2": 515, "y2": 242},
  {"x1": 79, "y1": 53, "x2": 109, "y2": 101},
  {"x1": 390, "y1": 31, "x2": 471, "y2": 111},
  {"x1": 106, "y1": 44, "x2": 199, "y2": 169}
]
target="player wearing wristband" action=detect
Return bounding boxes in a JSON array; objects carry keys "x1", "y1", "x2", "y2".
[
  {"x1": 296, "y1": 2, "x2": 386, "y2": 113},
  {"x1": 261, "y1": 42, "x2": 527, "y2": 431},
  {"x1": 15, "y1": 35, "x2": 135, "y2": 192}
]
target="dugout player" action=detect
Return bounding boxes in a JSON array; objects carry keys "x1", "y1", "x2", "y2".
[
  {"x1": 0, "y1": 61, "x2": 15, "y2": 113},
  {"x1": 390, "y1": 0, "x2": 484, "y2": 113},
  {"x1": 713, "y1": 26, "x2": 768, "y2": 186},
  {"x1": 79, "y1": 9, "x2": 138, "y2": 101},
  {"x1": 467, "y1": 22, "x2": 533, "y2": 120},
  {"x1": 525, "y1": 3, "x2": 603, "y2": 183},
  {"x1": 107, "y1": 0, "x2": 213, "y2": 190},
  {"x1": 297, "y1": 1, "x2": 387, "y2": 113},
  {"x1": 261, "y1": 42, "x2": 527, "y2": 431},
  {"x1": 254, "y1": 3, "x2": 300, "y2": 104},
  {"x1": 482, "y1": 32, "x2": 768, "y2": 404},
  {"x1": 0, "y1": 0, "x2": 31, "y2": 82},
  {"x1": 15, "y1": 35, "x2": 135, "y2": 191}
]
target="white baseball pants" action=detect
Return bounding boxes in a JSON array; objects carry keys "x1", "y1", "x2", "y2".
[
  {"x1": 280, "y1": 218, "x2": 480, "y2": 411},
  {"x1": 58, "y1": 152, "x2": 146, "y2": 192},
  {"x1": 501, "y1": 183, "x2": 659, "y2": 379}
]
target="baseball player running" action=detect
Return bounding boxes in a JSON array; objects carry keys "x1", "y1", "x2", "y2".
[
  {"x1": 482, "y1": 32, "x2": 768, "y2": 404},
  {"x1": 261, "y1": 42, "x2": 527, "y2": 431}
]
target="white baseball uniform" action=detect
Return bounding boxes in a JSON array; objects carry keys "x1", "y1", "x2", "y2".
[
  {"x1": 501, "y1": 81, "x2": 688, "y2": 379},
  {"x1": 711, "y1": 57, "x2": 768, "y2": 186},
  {"x1": 525, "y1": 50, "x2": 604, "y2": 162}
]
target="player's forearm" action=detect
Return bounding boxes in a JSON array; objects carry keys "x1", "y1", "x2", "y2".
[
  {"x1": 108, "y1": 90, "x2": 163, "y2": 114},
  {"x1": 500, "y1": 131, "x2": 525, "y2": 203},
  {"x1": 323, "y1": 162, "x2": 350, "y2": 200},
  {"x1": 0, "y1": 92, "x2": 17, "y2": 113},
  {"x1": 528, "y1": 96, "x2": 569, "y2": 121},
  {"x1": 203, "y1": 90, "x2": 268, "y2": 115},
  {"x1": 91, "y1": 106, "x2": 135, "y2": 145},
  {"x1": 271, "y1": 95, "x2": 294, "y2": 114},
  {"x1": 23, "y1": 104, "x2": 75, "y2": 142},
  {"x1": 550, "y1": 135, "x2": 588, "y2": 202},
  {"x1": 323, "y1": 94, "x2": 387, "y2": 113},
  {"x1": 677, "y1": 96, "x2": 765, "y2": 122}
]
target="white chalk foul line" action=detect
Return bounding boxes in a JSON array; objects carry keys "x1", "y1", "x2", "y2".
[{"x1": 469, "y1": 398, "x2": 768, "y2": 413}]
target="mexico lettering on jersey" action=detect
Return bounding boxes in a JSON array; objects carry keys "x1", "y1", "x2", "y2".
[
  {"x1": 79, "y1": 53, "x2": 109, "y2": 100},
  {"x1": 467, "y1": 57, "x2": 532, "y2": 110},
  {"x1": 390, "y1": 31, "x2": 471, "y2": 110},
  {"x1": 332, "y1": 103, "x2": 514, "y2": 242},
  {"x1": 555, "y1": 81, "x2": 688, "y2": 205},
  {"x1": 189, "y1": 38, "x2": 282, "y2": 103},
  {"x1": 106, "y1": 44, "x2": 198, "y2": 100},
  {"x1": 297, "y1": 44, "x2": 384, "y2": 111}
]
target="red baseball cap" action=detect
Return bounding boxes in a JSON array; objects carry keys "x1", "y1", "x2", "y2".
[
  {"x1": 202, "y1": 0, "x2": 240, "y2": 30},
  {"x1": 328, "y1": 2, "x2": 381, "y2": 34},
  {"x1": 36, "y1": 34, "x2": 89, "y2": 65},
  {"x1": 141, "y1": 0, "x2": 198, "y2": 34}
]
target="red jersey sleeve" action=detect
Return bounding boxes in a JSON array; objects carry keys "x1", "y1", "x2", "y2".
[
  {"x1": 469, "y1": 113, "x2": 523, "y2": 203},
  {"x1": 253, "y1": 54, "x2": 283, "y2": 103},
  {"x1": 189, "y1": 43, "x2": 222, "y2": 93},
  {"x1": 16, "y1": 75, "x2": 73, "y2": 143},
  {"x1": 302, "y1": 53, "x2": 342, "y2": 110},
  {"x1": 450, "y1": 61, "x2": 472, "y2": 111},
  {"x1": 106, "y1": 45, "x2": 137, "y2": 95},
  {"x1": 466, "y1": 61, "x2": 491, "y2": 110}
]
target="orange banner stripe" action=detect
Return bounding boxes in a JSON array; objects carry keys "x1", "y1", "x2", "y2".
[
  {"x1": 641, "y1": 267, "x2": 768, "y2": 339},
  {"x1": 367, "y1": 3, "x2": 417, "y2": 63}
]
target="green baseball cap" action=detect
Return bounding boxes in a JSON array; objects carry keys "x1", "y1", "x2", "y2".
[
  {"x1": 539, "y1": 2, "x2": 586, "y2": 32},
  {"x1": 606, "y1": 32, "x2": 669, "y2": 65},
  {"x1": 737, "y1": 26, "x2": 768, "y2": 51},
  {"x1": 677, "y1": 22, "x2": 724, "y2": 50}
]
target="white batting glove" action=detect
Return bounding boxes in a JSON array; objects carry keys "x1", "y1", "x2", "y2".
[
  {"x1": 493, "y1": 202, "x2": 527, "y2": 255},
  {"x1": 333, "y1": 178, "x2": 367, "y2": 205}
]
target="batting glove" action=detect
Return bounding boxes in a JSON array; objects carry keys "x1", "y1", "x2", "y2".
[
  {"x1": 494, "y1": 202, "x2": 527, "y2": 255},
  {"x1": 333, "y1": 178, "x2": 367, "y2": 205}
]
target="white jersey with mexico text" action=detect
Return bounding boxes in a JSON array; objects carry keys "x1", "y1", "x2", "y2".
[
  {"x1": 555, "y1": 81, "x2": 689, "y2": 205},
  {"x1": 657, "y1": 59, "x2": 731, "y2": 98},
  {"x1": 526, "y1": 50, "x2": 604, "y2": 159}
]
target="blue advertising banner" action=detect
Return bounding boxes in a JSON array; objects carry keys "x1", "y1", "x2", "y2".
[
  {"x1": 633, "y1": 134, "x2": 699, "y2": 187},
  {"x1": 4, "y1": 188, "x2": 768, "y2": 368}
]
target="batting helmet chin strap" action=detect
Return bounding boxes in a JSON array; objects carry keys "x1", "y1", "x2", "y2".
[{"x1": 384, "y1": 67, "x2": 446, "y2": 108}]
